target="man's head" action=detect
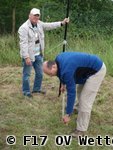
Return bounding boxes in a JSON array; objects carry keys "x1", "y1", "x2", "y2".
[
  {"x1": 29, "y1": 8, "x2": 40, "y2": 25},
  {"x1": 43, "y1": 61, "x2": 58, "y2": 76}
]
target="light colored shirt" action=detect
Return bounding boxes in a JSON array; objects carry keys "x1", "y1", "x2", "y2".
[{"x1": 33, "y1": 26, "x2": 41, "y2": 56}]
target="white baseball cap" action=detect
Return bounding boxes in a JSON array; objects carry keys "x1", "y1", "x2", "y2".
[{"x1": 30, "y1": 8, "x2": 40, "y2": 15}]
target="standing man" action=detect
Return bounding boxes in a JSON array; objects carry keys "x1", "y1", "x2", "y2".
[
  {"x1": 18, "y1": 8, "x2": 69, "y2": 98},
  {"x1": 43, "y1": 52, "x2": 106, "y2": 138}
]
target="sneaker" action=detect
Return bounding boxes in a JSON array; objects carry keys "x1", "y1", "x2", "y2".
[
  {"x1": 71, "y1": 129, "x2": 84, "y2": 139},
  {"x1": 24, "y1": 93, "x2": 33, "y2": 98},
  {"x1": 32, "y1": 90, "x2": 46, "y2": 95}
]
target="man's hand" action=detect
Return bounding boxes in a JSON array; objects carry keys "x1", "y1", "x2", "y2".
[
  {"x1": 62, "y1": 114, "x2": 70, "y2": 125},
  {"x1": 61, "y1": 17, "x2": 70, "y2": 25},
  {"x1": 25, "y1": 57, "x2": 32, "y2": 66},
  {"x1": 60, "y1": 84, "x2": 66, "y2": 93}
]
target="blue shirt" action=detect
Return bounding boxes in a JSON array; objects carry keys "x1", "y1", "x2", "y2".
[{"x1": 55, "y1": 52, "x2": 103, "y2": 115}]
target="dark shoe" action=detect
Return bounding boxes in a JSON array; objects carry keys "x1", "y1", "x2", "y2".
[
  {"x1": 32, "y1": 90, "x2": 46, "y2": 95},
  {"x1": 71, "y1": 129, "x2": 84, "y2": 139},
  {"x1": 24, "y1": 93, "x2": 33, "y2": 98},
  {"x1": 38, "y1": 90, "x2": 46, "y2": 95}
]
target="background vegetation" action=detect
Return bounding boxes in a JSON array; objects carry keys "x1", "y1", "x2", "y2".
[
  {"x1": 1, "y1": 0, "x2": 113, "y2": 149},
  {"x1": 1, "y1": 0, "x2": 113, "y2": 35},
  {"x1": 0, "y1": 0, "x2": 113, "y2": 76}
]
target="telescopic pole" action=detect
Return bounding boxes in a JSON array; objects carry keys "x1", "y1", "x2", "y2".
[{"x1": 58, "y1": 0, "x2": 70, "y2": 97}]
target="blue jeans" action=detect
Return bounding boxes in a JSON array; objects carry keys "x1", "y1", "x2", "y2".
[{"x1": 22, "y1": 55, "x2": 43, "y2": 95}]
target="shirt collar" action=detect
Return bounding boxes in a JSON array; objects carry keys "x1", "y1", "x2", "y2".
[{"x1": 55, "y1": 60, "x2": 60, "y2": 78}]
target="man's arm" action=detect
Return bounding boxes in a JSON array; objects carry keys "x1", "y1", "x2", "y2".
[
  {"x1": 18, "y1": 27, "x2": 32, "y2": 65},
  {"x1": 62, "y1": 73, "x2": 76, "y2": 124},
  {"x1": 41, "y1": 18, "x2": 69, "y2": 30},
  {"x1": 18, "y1": 27, "x2": 29, "y2": 59}
]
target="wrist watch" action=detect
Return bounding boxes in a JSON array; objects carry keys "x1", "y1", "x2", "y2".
[{"x1": 61, "y1": 22, "x2": 63, "y2": 26}]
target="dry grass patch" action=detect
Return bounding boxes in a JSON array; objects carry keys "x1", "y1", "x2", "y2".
[{"x1": 0, "y1": 67, "x2": 113, "y2": 150}]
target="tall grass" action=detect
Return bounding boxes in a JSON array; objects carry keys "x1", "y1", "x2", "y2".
[
  {"x1": 0, "y1": 33, "x2": 113, "y2": 76},
  {"x1": 0, "y1": 34, "x2": 20, "y2": 66},
  {"x1": 45, "y1": 33, "x2": 113, "y2": 76}
]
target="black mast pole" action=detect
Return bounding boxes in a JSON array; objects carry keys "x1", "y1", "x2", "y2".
[
  {"x1": 63, "y1": 0, "x2": 70, "y2": 52},
  {"x1": 58, "y1": 0, "x2": 70, "y2": 97}
]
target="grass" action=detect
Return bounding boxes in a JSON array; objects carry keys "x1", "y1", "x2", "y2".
[
  {"x1": 0, "y1": 67, "x2": 113, "y2": 149},
  {"x1": 0, "y1": 34, "x2": 20, "y2": 66},
  {"x1": 45, "y1": 34, "x2": 113, "y2": 76},
  {"x1": 1, "y1": 33, "x2": 113, "y2": 149},
  {"x1": 1, "y1": 33, "x2": 113, "y2": 76}
]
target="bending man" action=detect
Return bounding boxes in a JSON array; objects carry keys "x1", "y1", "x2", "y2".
[{"x1": 43, "y1": 51, "x2": 106, "y2": 138}]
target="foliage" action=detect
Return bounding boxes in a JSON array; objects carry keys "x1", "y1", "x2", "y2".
[{"x1": 0, "y1": 0, "x2": 113, "y2": 36}]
